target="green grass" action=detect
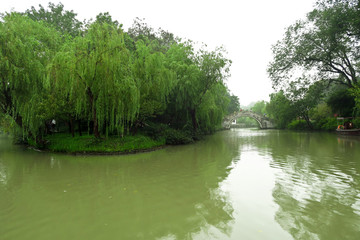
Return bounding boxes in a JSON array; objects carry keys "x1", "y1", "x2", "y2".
[{"x1": 44, "y1": 133, "x2": 166, "y2": 153}]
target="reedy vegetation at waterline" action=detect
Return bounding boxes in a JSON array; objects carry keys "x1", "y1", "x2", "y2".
[{"x1": 0, "y1": 3, "x2": 239, "y2": 150}]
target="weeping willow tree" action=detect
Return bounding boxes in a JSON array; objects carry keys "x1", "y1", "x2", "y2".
[
  {"x1": 197, "y1": 83, "x2": 230, "y2": 133},
  {"x1": 165, "y1": 42, "x2": 231, "y2": 132},
  {"x1": 194, "y1": 46, "x2": 231, "y2": 131},
  {"x1": 0, "y1": 13, "x2": 61, "y2": 139},
  {"x1": 1, "y1": 7, "x2": 236, "y2": 143},
  {"x1": 51, "y1": 22, "x2": 139, "y2": 138},
  {"x1": 164, "y1": 42, "x2": 200, "y2": 129},
  {"x1": 132, "y1": 39, "x2": 176, "y2": 124}
]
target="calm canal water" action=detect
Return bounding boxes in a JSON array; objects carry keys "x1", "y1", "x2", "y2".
[{"x1": 1, "y1": 129, "x2": 360, "y2": 240}]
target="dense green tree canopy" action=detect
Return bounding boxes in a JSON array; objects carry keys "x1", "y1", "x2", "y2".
[
  {"x1": 268, "y1": 0, "x2": 360, "y2": 90},
  {"x1": 127, "y1": 17, "x2": 178, "y2": 53},
  {"x1": 326, "y1": 87, "x2": 355, "y2": 116},
  {"x1": 25, "y1": 2, "x2": 82, "y2": 37},
  {"x1": 1, "y1": 4, "x2": 235, "y2": 142},
  {"x1": 251, "y1": 101, "x2": 267, "y2": 115},
  {"x1": 0, "y1": 13, "x2": 61, "y2": 137},
  {"x1": 267, "y1": 0, "x2": 360, "y2": 128},
  {"x1": 94, "y1": 12, "x2": 120, "y2": 27},
  {"x1": 266, "y1": 91, "x2": 296, "y2": 129},
  {"x1": 133, "y1": 40, "x2": 175, "y2": 121},
  {"x1": 165, "y1": 42, "x2": 231, "y2": 131},
  {"x1": 351, "y1": 86, "x2": 360, "y2": 115},
  {"x1": 286, "y1": 81, "x2": 325, "y2": 128},
  {"x1": 227, "y1": 94, "x2": 240, "y2": 114},
  {"x1": 51, "y1": 22, "x2": 139, "y2": 137}
]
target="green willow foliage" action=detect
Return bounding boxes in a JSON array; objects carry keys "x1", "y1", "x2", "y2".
[
  {"x1": 133, "y1": 40, "x2": 175, "y2": 121},
  {"x1": 51, "y1": 23, "x2": 139, "y2": 137},
  {"x1": 1, "y1": 9, "x2": 234, "y2": 140},
  {"x1": 0, "y1": 13, "x2": 61, "y2": 138}
]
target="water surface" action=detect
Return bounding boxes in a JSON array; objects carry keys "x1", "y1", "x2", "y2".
[{"x1": 1, "y1": 129, "x2": 360, "y2": 239}]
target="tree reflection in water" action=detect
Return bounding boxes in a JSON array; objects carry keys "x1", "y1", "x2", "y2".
[
  {"x1": 269, "y1": 132, "x2": 360, "y2": 240},
  {"x1": 3, "y1": 130, "x2": 359, "y2": 239},
  {"x1": 0, "y1": 133, "x2": 238, "y2": 240}
]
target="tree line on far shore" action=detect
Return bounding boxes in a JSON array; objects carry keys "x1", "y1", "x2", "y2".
[
  {"x1": 0, "y1": 3, "x2": 240, "y2": 144},
  {"x1": 256, "y1": 0, "x2": 360, "y2": 130}
]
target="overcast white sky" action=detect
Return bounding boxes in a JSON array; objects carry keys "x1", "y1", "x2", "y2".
[{"x1": 2, "y1": 0, "x2": 316, "y2": 106}]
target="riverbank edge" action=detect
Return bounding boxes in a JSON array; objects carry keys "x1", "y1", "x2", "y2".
[
  {"x1": 27, "y1": 144, "x2": 168, "y2": 155},
  {"x1": 20, "y1": 127, "x2": 216, "y2": 155},
  {"x1": 24, "y1": 133, "x2": 168, "y2": 155}
]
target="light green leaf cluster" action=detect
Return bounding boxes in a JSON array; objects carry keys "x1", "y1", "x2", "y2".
[
  {"x1": 0, "y1": 13, "x2": 60, "y2": 138},
  {"x1": 133, "y1": 40, "x2": 175, "y2": 120},
  {"x1": 198, "y1": 83, "x2": 230, "y2": 132},
  {"x1": 51, "y1": 22, "x2": 139, "y2": 136}
]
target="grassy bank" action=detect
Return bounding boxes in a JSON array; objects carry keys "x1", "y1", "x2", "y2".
[
  {"x1": 42, "y1": 133, "x2": 166, "y2": 154},
  {"x1": 23, "y1": 123, "x2": 205, "y2": 154}
]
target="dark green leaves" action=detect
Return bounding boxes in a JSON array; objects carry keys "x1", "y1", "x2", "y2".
[{"x1": 268, "y1": 0, "x2": 360, "y2": 91}]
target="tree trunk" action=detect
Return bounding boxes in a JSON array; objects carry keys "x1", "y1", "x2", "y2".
[
  {"x1": 15, "y1": 115, "x2": 23, "y2": 128},
  {"x1": 93, "y1": 107, "x2": 100, "y2": 138},
  {"x1": 78, "y1": 120, "x2": 82, "y2": 136},
  {"x1": 69, "y1": 117, "x2": 75, "y2": 137},
  {"x1": 87, "y1": 87, "x2": 100, "y2": 138},
  {"x1": 190, "y1": 108, "x2": 197, "y2": 132},
  {"x1": 303, "y1": 114, "x2": 313, "y2": 130}
]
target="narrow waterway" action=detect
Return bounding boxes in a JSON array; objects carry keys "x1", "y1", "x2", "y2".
[{"x1": 1, "y1": 129, "x2": 360, "y2": 239}]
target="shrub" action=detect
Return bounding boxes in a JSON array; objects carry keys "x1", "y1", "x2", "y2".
[
  {"x1": 163, "y1": 128, "x2": 193, "y2": 145},
  {"x1": 287, "y1": 120, "x2": 309, "y2": 130},
  {"x1": 352, "y1": 118, "x2": 360, "y2": 128},
  {"x1": 142, "y1": 122, "x2": 169, "y2": 140},
  {"x1": 142, "y1": 122, "x2": 194, "y2": 145},
  {"x1": 321, "y1": 117, "x2": 338, "y2": 131}
]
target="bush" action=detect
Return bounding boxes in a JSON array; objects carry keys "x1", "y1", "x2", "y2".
[
  {"x1": 142, "y1": 122, "x2": 168, "y2": 140},
  {"x1": 320, "y1": 117, "x2": 339, "y2": 131},
  {"x1": 287, "y1": 120, "x2": 309, "y2": 130},
  {"x1": 142, "y1": 122, "x2": 194, "y2": 145},
  {"x1": 44, "y1": 133, "x2": 165, "y2": 153},
  {"x1": 163, "y1": 128, "x2": 193, "y2": 145},
  {"x1": 352, "y1": 118, "x2": 360, "y2": 128},
  {"x1": 309, "y1": 103, "x2": 332, "y2": 122}
]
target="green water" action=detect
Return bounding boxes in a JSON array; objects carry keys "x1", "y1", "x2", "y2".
[{"x1": 1, "y1": 129, "x2": 360, "y2": 240}]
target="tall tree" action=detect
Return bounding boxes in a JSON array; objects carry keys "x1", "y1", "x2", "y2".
[
  {"x1": 51, "y1": 22, "x2": 139, "y2": 137},
  {"x1": 25, "y1": 2, "x2": 83, "y2": 37},
  {"x1": 350, "y1": 85, "x2": 360, "y2": 116},
  {"x1": 0, "y1": 13, "x2": 60, "y2": 138},
  {"x1": 127, "y1": 17, "x2": 156, "y2": 43},
  {"x1": 95, "y1": 12, "x2": 120, "y2": 27},
  {"x1": 268, "y1": 0, "x2": 360, "y2": 90},
  {"x1": 286, "y1": 81, "x2": 325, "y2": 129},
  {"x1": 266, "y1": 91, "x2": 296, "y2": 129},
  {"x1": 326, "y1": 87, "x2": 355, "y2": 116},
  {"x1": 127, "y1": 17, "x2": 178, "y2": 53},
  {"x1": 251, "y1": 100, "x2": 267, "y2": 115},
  {"x1": 166, "y1": 42, "x2": 231, "y2": 131},
  {"x1": 132, "y1": 40, "x2": 175, "y2": 124},
  {"x1": 227, "y1": 94, "x2": 240, "y2": 114},
  {"x1": 197, "y1": 82, "x2": 230, "y2": 133}
]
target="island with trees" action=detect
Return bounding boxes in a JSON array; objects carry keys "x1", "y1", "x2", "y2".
[
  {"x1": 0, "y1": 3, "x2": 240, "y2": 153},
  {"x1": 2, "y1": 0, "x2": 360, "y2": 154}
]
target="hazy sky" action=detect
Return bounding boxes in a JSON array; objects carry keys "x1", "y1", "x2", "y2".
[{"x1": 2, "y1": 0, "x2": 316, "y2": 106}]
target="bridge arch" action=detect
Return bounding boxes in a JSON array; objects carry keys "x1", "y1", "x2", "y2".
[{"x1": 222, "y1": 110, "x2": 275, "y2": 129}]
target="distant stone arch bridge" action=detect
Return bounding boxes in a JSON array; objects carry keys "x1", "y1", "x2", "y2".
[{"x1": 222, "y1": 110, "x2": 276, "y2": 129}]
